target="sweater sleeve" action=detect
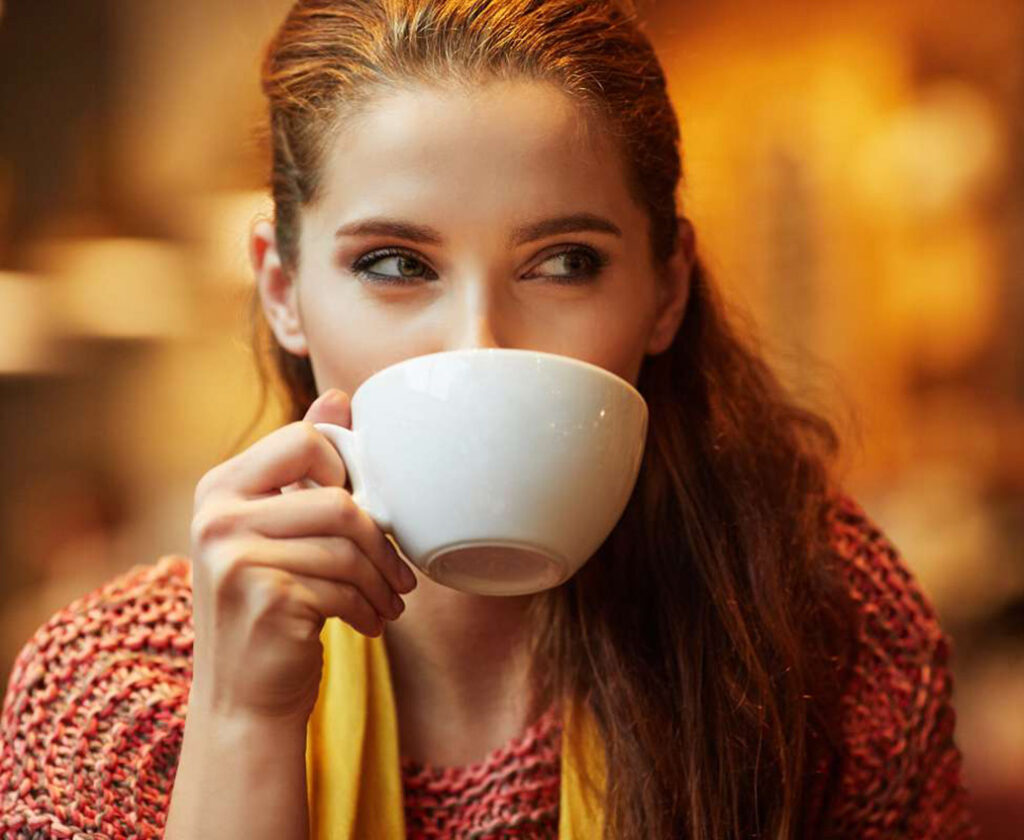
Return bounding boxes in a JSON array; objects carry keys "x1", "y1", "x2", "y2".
[
  {"x1": 819, "y1": 494, "x2": 980, "y2": 840},
  {"x1": 0, "y1": 555, "x2": 194, "y2": 839}
]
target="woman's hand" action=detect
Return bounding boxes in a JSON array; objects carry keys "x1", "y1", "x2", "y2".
[{"x1": 187, "y1": 388, "x2": 418, "y2": 724}]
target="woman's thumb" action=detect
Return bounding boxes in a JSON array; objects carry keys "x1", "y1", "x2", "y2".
[{"x1": 304, "y1": 388, "x2": 352, "y2": 428}]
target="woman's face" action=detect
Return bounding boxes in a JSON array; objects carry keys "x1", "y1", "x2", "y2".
[{"x1": 254, "y1": 78, "x2": 694, "y2": 397}]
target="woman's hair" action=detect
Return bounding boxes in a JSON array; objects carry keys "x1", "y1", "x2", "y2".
[{"x1": 240, "y1": 1, "x2": 860, "y2": 836}]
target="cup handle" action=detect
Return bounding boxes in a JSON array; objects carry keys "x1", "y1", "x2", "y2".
[{"x1": 298, "y1": 422, "x2": 393, "y2": 532}]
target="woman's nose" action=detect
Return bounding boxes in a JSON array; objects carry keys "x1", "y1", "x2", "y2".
[
  {"x1": 446, "y1": 312, "x2": 503, "y2": 352},
  {"x1": 444, "y1": 283, "x2": 505, "y2": 351}
]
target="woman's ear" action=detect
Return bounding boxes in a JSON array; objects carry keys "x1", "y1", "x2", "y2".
[
  {"x1": 645, "y1": 216, "x2": 696, "y2": 357},
  {"x1": 251, "y1": 218, "x2": 309, "y2": 357}
]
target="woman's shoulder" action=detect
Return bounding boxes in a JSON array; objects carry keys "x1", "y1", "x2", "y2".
[
  {"x1": 815, "y1": 489, "x2": 978, "y2": 838},
  {"x1": 3, "y1": 553, "x2": 196, "y2": 711},
  {"x1": 0, "y1": 554, "x2": 195, "y2": 839},
  {"x1": 824, "y1": 490, "x2": 948, "y2": 655}
]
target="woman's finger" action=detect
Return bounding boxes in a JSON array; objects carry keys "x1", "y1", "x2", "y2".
[
  {"x1": 203, "y1": 421, "x2": 349, "y2": 501},
  {"x1": 215, "y1": 485, "x2": 416, "y2": 595},
  {"x1": 288, "y1": 570, "x2": 385, "y2": 638},
  {"x1": 219, "y1": 533, "x2": 405, "y2": 623}
]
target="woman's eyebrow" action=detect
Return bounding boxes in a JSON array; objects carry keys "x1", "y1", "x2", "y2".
[{"x1": 334, "y1": 212, "x2": 623, "y2": 246}]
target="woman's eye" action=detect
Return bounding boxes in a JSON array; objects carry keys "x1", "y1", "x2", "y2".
[
  {"x1": 351, "y1": 248, "x2": 435, "y2": 286},
  {"x1": 525, "y1": 247, "x2": 606, "y2": 284}
]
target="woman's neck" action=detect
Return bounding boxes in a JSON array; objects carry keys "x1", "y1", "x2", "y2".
[{"x1": 381, "y1": 563, "x2": 544, "y2": 765}]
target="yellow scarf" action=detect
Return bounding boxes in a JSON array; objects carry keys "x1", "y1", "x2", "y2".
[{"x1": 305, "y1": 616, "x2": 607, "y2": 838}]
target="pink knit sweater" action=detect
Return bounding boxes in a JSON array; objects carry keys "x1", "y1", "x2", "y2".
[{"x1": 0, "y1": 493, "x2": 978, "y2": 838}]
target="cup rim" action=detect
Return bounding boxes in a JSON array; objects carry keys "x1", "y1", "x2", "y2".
[{"x1": 351, "y1": 347, "x2": 646, "y2": 405}]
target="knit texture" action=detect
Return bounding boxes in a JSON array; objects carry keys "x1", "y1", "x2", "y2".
[
  {"x1": 399, "y1": 703, "x2": 562, "y2": 838},
  {"x1": 0, "y1": 492, "x2": 977, "y2": 839}
]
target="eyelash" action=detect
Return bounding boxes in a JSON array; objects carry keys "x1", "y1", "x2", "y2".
[{"x1": 350, "y1": 245, "x2": 608, "y2": 287}]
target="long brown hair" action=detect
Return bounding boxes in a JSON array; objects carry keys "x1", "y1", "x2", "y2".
[{"x1": 238, "y1": 1, "x2": 860, "y2": 836}]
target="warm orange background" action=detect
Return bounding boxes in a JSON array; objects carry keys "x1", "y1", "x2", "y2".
[{"x1": 0, "y1": 1, "x2": 1021, "y2": 834}]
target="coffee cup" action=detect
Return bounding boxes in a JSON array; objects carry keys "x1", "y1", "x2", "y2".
[{"x1": 305, "y1": 347, "x2": 648, "y2": 596}]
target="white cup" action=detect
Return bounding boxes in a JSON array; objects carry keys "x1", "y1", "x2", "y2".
[{"x1": 308, "y1": 348, "x2": 648, "y2": 596}]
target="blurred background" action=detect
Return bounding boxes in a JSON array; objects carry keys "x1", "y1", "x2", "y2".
[{"x1": 0, "y1": 0, "x2": 1020, "y2": 833}]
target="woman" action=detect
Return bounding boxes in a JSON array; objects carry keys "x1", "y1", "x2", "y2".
[{"x1": 0, "y1": 1, "x2": 978, "y2": 838}]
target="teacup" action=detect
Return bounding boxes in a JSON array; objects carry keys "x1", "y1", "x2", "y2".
[{"x1": 308, "y1": 347, "x2": 647, "y2": 596}]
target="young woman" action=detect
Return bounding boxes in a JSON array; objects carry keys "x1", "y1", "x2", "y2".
[{"x1": 0, "y1": 1, "x2": 978, "y2": 838}]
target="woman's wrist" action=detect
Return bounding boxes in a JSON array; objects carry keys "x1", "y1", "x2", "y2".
[
  {"x1": 188, "y1": 691, "x2": 312, "y2": 739},
  {"x1": 165, "y1": 693, "x2": 310, "y2": 840}
]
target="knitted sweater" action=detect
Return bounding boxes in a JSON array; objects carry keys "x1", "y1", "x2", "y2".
[{"x1": 0, "y1": 492, "x2": 977, "y2": 839}]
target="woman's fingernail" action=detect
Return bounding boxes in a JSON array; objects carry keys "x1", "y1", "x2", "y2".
[{"x1": 391, "y1": 593, "x2": 405, "y2": 616}]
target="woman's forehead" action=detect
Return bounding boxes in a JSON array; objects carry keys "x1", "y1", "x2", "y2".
[{"x1": 311, "y1": 79, "x2": 634, "y2": 227}]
